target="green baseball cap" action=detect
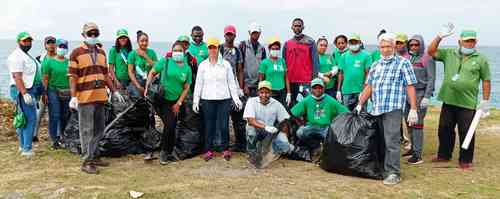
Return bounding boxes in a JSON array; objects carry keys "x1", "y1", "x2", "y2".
[
  {"x1": 16, "y1": 32, "x2": 33, "y2": 42},
  {"x1": 460, "y1": 30, "x2": 477, "y2": 41},
  {"x1": 258, "y1": 80, "x2": 272, "y2": 91},
  {"x1": 116, "y1": 29, "x2": 129, "y2": 38},
  {"x1": 348, "y1": 33, "x2": 361, "y2": 41},
  {"x1": 177, "y1": 35, "x2": 190, "y2": 42},
  {"x1": 311, "y1": 78, "x2": 325, "y2": 88}
]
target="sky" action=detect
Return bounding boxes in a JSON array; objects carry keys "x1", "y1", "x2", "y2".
[{"x1": 2, "y1": 0, "x2": 500, "y2": 46}]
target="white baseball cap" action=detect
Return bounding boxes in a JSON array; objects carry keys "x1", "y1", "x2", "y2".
[{"x1": 248, "y1": 22, "x2": 262, "y2": 33}]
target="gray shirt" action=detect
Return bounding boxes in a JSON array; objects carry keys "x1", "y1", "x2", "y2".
[{"x1": 243, "y1": 97, "x2": 290, "y2": 126}]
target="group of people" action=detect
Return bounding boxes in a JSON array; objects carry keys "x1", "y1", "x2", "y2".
[{"x1": 7, "y1": 18, "x2": 491, "y2": 185}]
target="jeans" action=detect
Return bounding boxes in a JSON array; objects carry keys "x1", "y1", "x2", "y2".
[
  {"x1": 342, "y1": 93, "x2": 360, "y2": 111},
  {"x1": 47, "y1": 89, "x2": 70, "y2": 144},
  {"x1": 437, "y1": 103, "x2": 476, "y2": 163},
  {"x1": 128, "y1": 77, "x2": 146, "y2": 98},
  {"x1": 246, "y1": 126, "x2": 293, "y2": 155},
  {"x1": 296, "y1": 125, "x2": 329, "y2": 150},
  {"x1": 157, "y1": 99, "x2": 178, "y2": 154},
  {"x1": 404, "y1": 89, "x2": 428, "y2": 158},
  {"x1": 13, "y1": 83, "x2": 44, "y2": 152},
  {"x1": 376, "y1": 109, "x2": 403, "y2": 176},
  {"x1": 201, "y1": 99, "x2": 231, "y2": 152},
  {"x1": 78, "y1": 103, "x2": 106, "y2": 162}
]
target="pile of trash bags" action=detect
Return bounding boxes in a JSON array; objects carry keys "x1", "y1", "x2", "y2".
[
  {"x1": 320, "y1": 112, "x2": 385, "y2": 180},
  {"x1": 174, "y1": 97, "x2": 203, "y2": 160}
]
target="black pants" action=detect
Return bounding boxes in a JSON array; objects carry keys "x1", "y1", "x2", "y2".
[
  {"x1": 272, "y1": 89, "x2": 287, "y2": 107},
  {"x1": 158, "y1": 99, "x2": 179, "y2": 154},
  {"x1": 231, "y1": 102, "x2": 247, "y2": 151},
  {"x1": 437, "y1": 103, "x2": 476, "y2": 163}
]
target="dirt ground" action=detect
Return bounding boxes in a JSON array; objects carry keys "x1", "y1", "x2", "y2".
[{"x1": 1, "y1": 99, "x2": 499, "y2": 199}]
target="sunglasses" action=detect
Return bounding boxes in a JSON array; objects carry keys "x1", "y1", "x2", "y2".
[
  {"x1": 86, "y1": 30, "x2": 100, "y2": 38},
  {"x1": 46, "y1": 40, "x2": 56, "y2": 44}
]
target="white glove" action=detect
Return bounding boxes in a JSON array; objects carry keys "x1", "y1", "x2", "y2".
[
  {"x1": 286, "y1": 93, "x2": 292, "y2": 106},
  {"x1": 113, "y1": 91, "x2": 125, "y2": 103},
  {"x1": 336, "y1": 91, "x2": 342, "y2": 102},
  {"x1": 330, "y1": 66, "x2": 339, "y2": 76},
  {"x1": 318, "y1": 73, "x2": 324, "y2": 78},
  {"x1": 478, "y1": 100, "x2": 490, "y2": 114},
  {"x1": 238, "y1": 88, "x2": 244, "y2": 97},
  {"x1": 354, "y1": 104, "x2": 362, "y2": 114},
  {"x1": 69, "y1": 97, "x2": 78, "y2": 110},
  {"x1": 22, "y1": 93, "x2": 33, "y2": 105},
  {"x1": 438, "y1": 22, "x2": 455, "y2": 38},
  {"x1": 264, "y1": 126, "x2": 278, "y2": 134},
  {"x1": 234, "y1": 98, "x2": 243, "y2": 110},
  {"x1": 407, "y1": 109, "x2": 419, "y2": 126},
  {"x1": 420, "y1": 98, "x2": 430, "y2": 108},
  {"x1": 193, "y1": 102, "x2": 199, "y2": 113}
]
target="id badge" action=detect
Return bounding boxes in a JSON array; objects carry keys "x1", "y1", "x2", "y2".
[
  {"x1": 299, "y1": 85, "x2": 304, "y2": 93},
  {"x1": 451, "y1": 74, "x2": 459, "y2": 81},
  {"x1": 95, "y1": 80, "x2": 103, "y2": 88}
]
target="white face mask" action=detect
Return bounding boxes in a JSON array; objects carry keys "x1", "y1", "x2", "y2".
[
  {"x1": 270, "y1": 49, "x2": 280, "y2": 58},
  {"x1": 382, "y1": 54, "x2": 395, "y2": 60},
  {"x1": 349, "y1": 44, "x2": 360, "y2": 52},
  {"x1": 85, "y1": 37, "x2": 98, "y2": 45},
  {"x1": 56, "y1": 48, "x2": 68, "y2": 56},
  {"x1": 172, "y1": 51, "x2": 184, "y2": 62}
]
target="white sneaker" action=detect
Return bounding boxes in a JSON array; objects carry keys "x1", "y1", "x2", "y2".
[
  {"x1": 383, "y1": 174, "x2": 401, "y2": 185},
  {"x1": 21, "y1": 151, "x2": 34, "y2": 157},
  {"x1": 18, "y1": 147, "x2": 22, "y2": 152}
]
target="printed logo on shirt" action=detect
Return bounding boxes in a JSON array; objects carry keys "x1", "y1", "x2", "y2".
[{"x1": 354, "y1": 60, "x2": 362, "y2": 67}]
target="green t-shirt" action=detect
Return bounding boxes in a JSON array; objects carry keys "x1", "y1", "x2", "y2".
[
  {"x1": 332, "y1": 48, "x2": 347, "y2": 66},
  {"x1": 42, "y1": 57, "x2": 69, "y2": 90},
  {"x1": 291, "y1": 95, "x2": 349, "y2": 127},
  {"x1": 108, "y1": 47, "x2": 130, "y2": 81},
  {"x1": 338, "y1": 50, "x2": 372, "y2": 94},
  {"x1": 319, "y1": 53, "x2": 336, "y2": 89},
  {"x1": 188, "y1": 41, "x2": 208, "y2": 64},
  {"x1": 153, "y1": 57, "x2": 192, "y2": 101},
  {"x1": 435, "y1": 48, "x2": 491, "y2": 110},
  {"x1": 258, "y1": 58, "x2": 287, "y2": 90},
  {"x1": 128, "y1": 48, "x2": 158, "y2": 79},
  {"x1": 370, "y1": 49, "x2": 382, "y2": 62}
]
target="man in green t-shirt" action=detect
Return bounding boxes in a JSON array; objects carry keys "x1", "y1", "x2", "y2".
[
  {"x1": 337, "y1": 33, "x2": 372, "y2": 111},
  {"x1": 427, "y1": 23, "x2": 491, "y2": 170},
  {"x1": 291, "y1": 78, "x2": 349, "y2": 161},
  {"x1": 188, "y1": 26, "x2": 208, "y2": 64}
]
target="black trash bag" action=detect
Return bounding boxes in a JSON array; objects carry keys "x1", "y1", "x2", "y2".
[
  {"x1": 63, "y1": 110, "x2": 81, "y2": 154},
  {"x1": 99, "y1": 98, "x2": 159, "y2": 157},
  {"x1": 140, "y1": 128, "x2": 162, "y2": 151},
  {"x1": 111, "y1": 90, "x2": 133, "y2": 115},
  {"x1": 320, "y1": 112, "x2": 385, "y2": 180},
  {"x1": 174, "y1": 97, "x2": 203, "y2": 160}
]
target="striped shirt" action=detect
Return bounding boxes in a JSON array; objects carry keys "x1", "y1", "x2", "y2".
[
  {"x1": 68, "y1": 43, "x2": 108, "y2": 104},
  {"x1": 366, "y1": 55, "x2": 417, "y2": 116}
]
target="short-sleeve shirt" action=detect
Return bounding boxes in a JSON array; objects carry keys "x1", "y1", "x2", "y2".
[
  {"x1": 258, "y1": 58, "x2": 287, "y2": 90},
  {"x1": 42, "y1": 57, "x2": 69, "y2": 90},
  {"x1": 434, "y1": 48, "x2": 491, "y2": 109},
  {"x1": 68, "y1": 44, "x2": 109, "y2": 104},
  {"x1": 153, "y1": 57, "x2": 192, "y2": 101},
  {"x1": 319, "y1": 53, "x2": 336, "y2": 89},
  {"x1": 291, "y1": 95, "x2": 349, "y2": 128},
  {"x1": 188, "y1": 42, "x2": 208, "y2": 63},
  {"x1": 220, "y1": 45, "x2": 243, "y2": 76},
  {"x1": 243, "y1": 97, "x2": 290, "y2": 126},
  {"x1": 338, "y1": 50, "x2": 372, "y2": 94},
  {"x1": 108, "y1": 47, "x2": 130, "y2": 81},
  {"x1": 127, "y1": 48, "x2": 158, "y2": 79}
]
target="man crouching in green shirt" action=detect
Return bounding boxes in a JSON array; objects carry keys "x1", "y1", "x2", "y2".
[
  {"x1": 291, "y1": 78, "x2": 349, "y2": 162},
  {"x1": 427, "y1": 23, "x2": 492, "y2": 170}
]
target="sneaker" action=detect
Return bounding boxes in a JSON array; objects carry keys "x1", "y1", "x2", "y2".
[
  {"x1": 459, "y1": 162, "x2": 473, "y2": 170},
  {"x1": 431, "y1": 156, "x2": 450, "y2": 163},
  {"x1": 159, "y1": 151, "x2": 171, "y2": 165},
  {"x1": 18, "y1": 147, "x2": 22, "y2": 152},
  {"x1": 310, "y1": 145, "x2": 323, "y2": 164},
  {"x1": 402, "y1": 150, "x2": 413, "y2": 157},
  {"x1": 407, "y1": 156, "x2": 424, "y2": 165},
  {"x1": 81, "y1": 162, "x2": 99, "y2": 174},
  {"x1": 144, "y1": 152, "x2": 154, "y2": 161},
  {"x1": 203, "y1": 151, "x2": 214, "y2": 161},
  {"x1": 223, "y1": 150, "x2": 232, "y2": 161},
  {"x1": 21, "y1": 150, "x2": 34, "y2": 157},
  {"x1": 91, "y1": 159, "x2": 110, "y2": 167},
  {"x1": 383, "y1": 174, "x2": 401, "y2": 185},
  {"x1": 32, "y1": 136, "x2": 39, "y2": 142},
  {"x1": 51, "y1": 142, "x2": 62, "y2": 150}
]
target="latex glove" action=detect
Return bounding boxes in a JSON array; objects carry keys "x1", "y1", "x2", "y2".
[
  {"x1": 238, "y1": 88, "x2": 244, "y2": 97},
  {"x1": 318, "y1": 72, "x2": 324, "y2": 79},
  {"x1": 193, "y1": 102, "x2": 199, "y2": 114},
  {"x1": 407, "y1": 109, "x2": 419, "y2": 126},
  {"x1": 286, "y1": 93, "x2": 292, "y2": 106},
  {"x1": 336, "y1": 91, "x2": 342, "y2": 103},
  {"x1": 69, "y1": 97, "x2": 78, "y2": 110},
  {"x1": 22, "y1": 93, "x2": 33, "y2": 105},
  {"x1": 478, "y1": 100, "x2": 490, "y2": 115},
  {"x1": 113, "y1": 91, "x2": 125, "y2": 103},
  {"x1": 420, "y1": 98, "x2": 430, "y2": 108},
  {"x1": 234, "y1": 98, "x2": 243, "y2": 110},
  {"x1": 264, "y1": 126, "x2": 278, "y2": 134},
  {"x1": 354, "y1": 104, "x2": 362, "y2": 114},
  {"x1": 330, "y1": 66, "x2": 339, "y2": 76},
  {"x1": 438, "y1": 22, "x2": 455, "y2": 38}
]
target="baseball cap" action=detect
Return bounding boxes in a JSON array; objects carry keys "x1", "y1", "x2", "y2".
[
  {"x1": 177, "y1": 35, "x2": 190, "y2": 42},
  {"x1": 395, "y1": 33, "x2": 408, "y2": 42},
  {"x1": 224, "y1": 25, "x2": 236, "y2": 35},
  {"x1": 56, "y1": 39, "x2": 68, "y2": 48},
  {"x1": 267, "y1": 36, "x2": 281, "y2": 47},
  {"x1": 207, "y1": 37, "x2": 220, "y2": 47},
  {"x1": 311, "y1": 78, "x2": 324, "y2": 88},
  {"x1": 348, "y1": 33, "x2": 361, "y2": 41},
  {"x1": 82, "y1": 22, "x2": 99, "y2": 34},
  {"x1": 116, "y1": 29, "x2": 129, "y2": 38},
  {"x1": 460, "y1": 30, "x2": 477, "y2": 41},
  {"x1": 248, "y1": 22, "x2": 262, "y2": 33},
  {"x1": 258, "y1": 81, "x2": 272, "y2": 91},
  {"x1": 16, "y1": 32, "x2": 33, "y2": 42},
  {"x1": 44, "y1": 36, "x2": 56, "y2": 44}
]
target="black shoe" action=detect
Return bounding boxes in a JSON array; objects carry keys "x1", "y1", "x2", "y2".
[
  {"x1": 407, "y1": 156, "x2": 424, "y2": 165},
  {"x1": 402, "y1": 150, "x2": 414, "y2": 157},
  {"x1": 51, "y1": 142, "x2": 62, "y2": 150},
  {"x1": 287, "y1": 146, "x2": 312, "y2": 162},
  {"x1": 81, "y1": 162, "x2": 99, "y2": 174},
  {"x1": 32, "y1": 136, "x2": 39, "y2": 142},
  {"x1": 159, "y1": 151, "x2": 179, "y2": 165},
  {"x1": 310, "y1": 144, "x2": 323, "y2": 164},
  {"x1": 144, "y1": 152, "x2": 155, "y2": 161}
]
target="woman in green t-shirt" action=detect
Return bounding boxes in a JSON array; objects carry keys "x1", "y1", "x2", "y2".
[
  {"x1": 127, "y1": 30, "x2": 158, "y2": 98},
  {"x1": 108, "y1": 29, "x2": 132, "y2": 90},
  {"x1": 145, "y1": 41, "x2": 192, "y2": 165},
  {"x1": 41, "y1": 39, "x2": 70, "y2": 149},
  {"x1": 317, "y1": 37, "x2": 339, "y2": 97},
  {"x1": 258, "y1": 37, "x2": 291, "y2": 107}
]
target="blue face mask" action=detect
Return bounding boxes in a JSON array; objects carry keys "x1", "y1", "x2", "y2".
[
  {"x1": 56, "y1": 48, "x2": 68, "y2": 56},
  {"x1": 172, "y1": 52, "x2": 184, "y2": 62},
  {"x1": 85, "y1": 37, "x2": 98, "y2": 45},
  {"x1": 349, "y1": 44, "x2": 360, "y2": 52},
  {"x1": 460, "y1": 47, "x2": 475, "y2": 55}
]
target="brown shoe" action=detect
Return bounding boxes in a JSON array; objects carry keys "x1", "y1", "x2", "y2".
[
  {"x1": 91, "y1": 159, "x2": 110, "y2": 167},
  {"x1": 81, "y1": 162, "x2": 99, "y2": 174}
]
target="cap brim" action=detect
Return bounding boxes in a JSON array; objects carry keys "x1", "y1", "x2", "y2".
[
  {"x1": 311, "y1": 83, "x2": 324, "y2": 87},
  {"x1": 19, "y1": 36, "x2": 33, "y2": 41},
  {"x1": 117, "y1": 34, "x2": 129, "y2": 38},
  {"x1": 258, "y1": 86, "x2": 272, "y2": 91},
  {"x1": 461, "y1": 37, "x2": 477, "y2": 41}
]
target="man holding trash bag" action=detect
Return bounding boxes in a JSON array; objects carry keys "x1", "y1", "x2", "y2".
[
  {"x1": 427, "y1": 23, "x2": 491, "y2": 170},
  {"x1": 357, "y1": 32, "x2": 418, "y2": 185}
]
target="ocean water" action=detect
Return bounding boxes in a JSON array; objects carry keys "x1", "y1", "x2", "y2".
[{"x1": 0, "y1": 39, "x2": 498, "y2": 108}]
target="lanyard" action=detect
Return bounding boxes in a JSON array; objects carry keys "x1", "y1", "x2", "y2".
[{"x1": 89, "y1": 47, "x2": 98, "y2": 66}]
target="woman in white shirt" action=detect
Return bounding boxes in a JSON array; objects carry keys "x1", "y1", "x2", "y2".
[{"x1": 193, "y1": 37, "x2": 242, "y2": 161}]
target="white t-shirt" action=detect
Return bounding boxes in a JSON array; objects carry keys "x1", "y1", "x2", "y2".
[
  {"x1": 7, "y1": 47, "x2": 41, "y2": 88},
  {"x1": 243, "y1": 96, "x2": 290, "y2": 126}
]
